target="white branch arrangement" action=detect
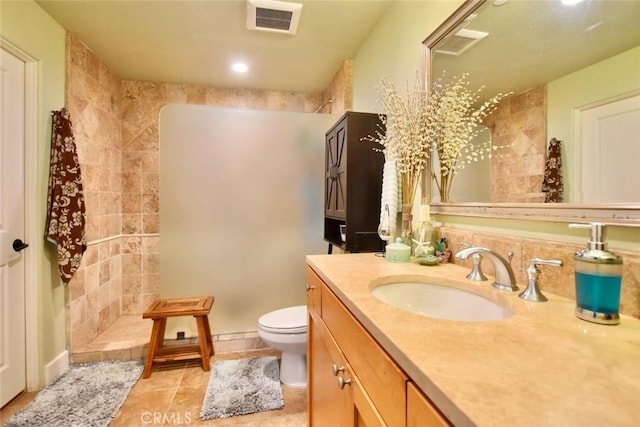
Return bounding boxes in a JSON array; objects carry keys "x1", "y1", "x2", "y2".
[
  {"x1": 363, "y1": 71, "x2": 511, "y2": 206},
  {"x1": 427, "y1": 71, "x2": 511, "y2": 201},
  {"x1": 362, "y1": 72, "x2": 429, "y2": 209}
]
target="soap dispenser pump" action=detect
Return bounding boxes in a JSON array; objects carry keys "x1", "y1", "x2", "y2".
[{"x1": 569, "y1": 222, "x2": 623, "y2": 325}]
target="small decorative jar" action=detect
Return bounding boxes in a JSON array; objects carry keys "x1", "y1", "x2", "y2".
[{"x1": 385, "y1": 238, "x2": 411, "y2": 263}]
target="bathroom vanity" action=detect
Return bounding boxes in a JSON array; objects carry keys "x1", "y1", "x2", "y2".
[
  {"x1": 307, "y1": 265, "x2": 447, "y2": 426},
  {"x1": 305, "y1": 253, "x2": 640, "y2": 426}
]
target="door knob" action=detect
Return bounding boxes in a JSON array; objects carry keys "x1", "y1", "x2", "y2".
[{"x1": 13, "y1": 239, "x2": 29, "y2": 252}]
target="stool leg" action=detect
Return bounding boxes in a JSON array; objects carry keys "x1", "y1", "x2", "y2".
[
  {"x1": 156, "y1": 318, "x2": 167, "y2": 352},
  {"x1": 143, "y1": 318, "x2": 164, "y2": 379},
  {"x1": 195, "y1": 315, "x2": 211, "y2": 372},
  {"x1": 203, "y1": 315, "x2": 214, "y2": 357}
]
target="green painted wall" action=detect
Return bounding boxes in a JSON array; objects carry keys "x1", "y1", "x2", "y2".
[
  {"x1": 547, "y1": 46, "x2": 640, "y2": 201},
  {"x1": 1, "y1": 0, "x2": 67, "y2": 387},
  {"x1": 353, "y1": 0, "x2": 463, "y2": 112}
]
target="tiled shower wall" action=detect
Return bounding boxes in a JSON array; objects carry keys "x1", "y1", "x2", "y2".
[
  {"x1": 485, "y1": 85, "x2": 547, "y2": 203},
  {"x1": 65, "y1": 32, "x2": 350, "y2": 353},
  {"x1": 65, "y1": 33, "x2": 123, "y2": 351}
]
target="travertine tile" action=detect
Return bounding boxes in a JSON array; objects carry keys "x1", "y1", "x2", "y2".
[
  {"x1": 486, "y1": 85, "x2": 546, "y2": 203},
  {"x1": 442, "y1": 226, "x2": 640, "y2": 319}
]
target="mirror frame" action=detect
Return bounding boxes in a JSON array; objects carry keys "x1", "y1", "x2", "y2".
[{"x1": 421, "y1": 0, "x2": 640, "y2": 226}]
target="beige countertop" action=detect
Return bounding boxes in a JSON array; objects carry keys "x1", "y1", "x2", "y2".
[{"x1": 306, "y1": 253, "x2": 640, "y2": 426}]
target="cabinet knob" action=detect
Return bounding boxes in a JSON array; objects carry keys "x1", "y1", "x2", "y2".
[
  {"x1": 331, "y1": 364, "x2": 345, "y2": 376},
  {"x1": 306, "y1": 284, "x2": 315, "y2": 291},
  {"x1": 337, "y1": 376, "x2": 352, "y2": 389}
]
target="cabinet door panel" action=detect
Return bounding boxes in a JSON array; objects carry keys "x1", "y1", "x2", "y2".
[
  {"x1": 407, "y1": 382, "x2": 451, "y2": 427},
  {"x1": 308, "y1": 310, "x2": 353, "y2": 426},
  {"x1": 325, "y1": 127, "x2": 346, "y2": 219},
  {"x1": 353, "y1": 375, "x2": 387, "y2": 427},
  {"x1": 322, "y1": 284, "x2": 407, "y2": 427},
  {"x1": 325, "y1": 129, "x2": 338, "y2": 216},
  {"x1": 334, "y1": 125, "x2": 347, "y2": 218}
]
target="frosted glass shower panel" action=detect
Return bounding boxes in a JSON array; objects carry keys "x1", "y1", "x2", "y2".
[{"x1": 159, "y1": 104, "x2": 337, "y2": 334}]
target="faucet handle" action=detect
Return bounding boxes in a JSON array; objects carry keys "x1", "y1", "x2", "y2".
[
  {"x1": 466, "y1": 253, "x2": 488, "y2": 281},
  {"x1": 459, "y1": 242, "x2": 488, "y2": 281},
  {"x1": 531, "y1": 258, "x2": 563, "y2": 268},
  {"x1": 518, "y1": 258, "x2": 563, "y2": 302}
]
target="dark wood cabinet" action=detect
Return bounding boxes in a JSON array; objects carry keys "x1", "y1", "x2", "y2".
[{"x1": 324, "y1": 112, "x2": 384, "y2": 253}]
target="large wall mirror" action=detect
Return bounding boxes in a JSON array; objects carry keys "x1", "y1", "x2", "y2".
[{"x1": 423, "y1": 0, "x2": 640, "y2": 224}]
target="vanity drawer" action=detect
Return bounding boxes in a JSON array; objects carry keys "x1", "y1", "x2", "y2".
[
  {"x1": 306, "y1": 267, "x2": 323, "y2": 316},
  {"x1": 321, "y1": 282, "x2": 407, "y2": 427}
]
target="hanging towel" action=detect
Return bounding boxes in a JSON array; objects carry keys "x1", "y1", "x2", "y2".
[
  {"x1": 379, "y1": 159, "x2": 398, "y2": 237},
  {"x1": 541, "y1": 137, "x2": 564, "y2": 203},
  {"x1": 46, "y1": 108, "x2": 87, "y2": 284}
]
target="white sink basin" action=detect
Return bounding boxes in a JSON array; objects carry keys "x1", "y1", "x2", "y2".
[{"x1": 371, "y1": 282, "x2": 512, "y2": 322}]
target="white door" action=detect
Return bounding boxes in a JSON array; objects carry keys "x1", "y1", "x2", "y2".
[
  {"x1": 0, "y1": 47, "x2": 27, "y2": 408},
  {"x1": 579, "y1": 94, "x2": 640, "y2": 203}
]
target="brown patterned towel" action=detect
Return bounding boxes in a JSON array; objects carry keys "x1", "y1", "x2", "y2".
[
  {"x1": 541, "y1": 137, "x2": 564, "y2": 203},
  {"x1": 45, "y1": 108, "x2": 87, "y2": 284}
]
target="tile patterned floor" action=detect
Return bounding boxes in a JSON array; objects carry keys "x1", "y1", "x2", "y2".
[
  {"x1": 110, "y1": 350, "x2": 307, "y2": 426},
  {"x1": 1, "y1": 317, "x2": 307, "y2": 426}
]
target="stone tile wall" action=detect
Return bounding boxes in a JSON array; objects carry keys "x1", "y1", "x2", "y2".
[
  {"x1": 65, "y1": 31, "x2": 352, "y2": 353},
  {"x1": 319, "y1": 59, "x2": 352, "y2": 115},
  {"x1": 485, "y1": 85, "x2": 547, "y2": 203},
  {"x1": 441, "y1": 226, "x2": 640, "y2": 319},
  {"x1": 65, "y1": 33, "x2": 123, "y2": 351}
]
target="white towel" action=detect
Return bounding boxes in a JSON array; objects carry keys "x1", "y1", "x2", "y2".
[{"x1": 379, "y1": 159, "x2": 398, "y2": 237}]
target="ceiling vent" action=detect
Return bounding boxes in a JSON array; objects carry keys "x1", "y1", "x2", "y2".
[
  {"x1": 247, "y1": 0, "x2": 303, "y2": 35},
  {"x1": 435, "y1": 28, "x2": 489, "y2": 56}
]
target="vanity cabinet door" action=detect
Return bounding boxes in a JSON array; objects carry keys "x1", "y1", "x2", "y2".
[
  {"x1": 308, "y1": 306, "x2": 353, "y2": 426},
  {"x1": 352, "y1": 375, "x2": 387, "y2": 427},
  {"x1": 308, "y1": 302, "x2": 386, "y2": 427},
  {"x1": 322, "y1": 282, "x2": 408, "y2": 427},
  {"x1": 407, "y1": 382, "x2": 451, "y2": 427}
]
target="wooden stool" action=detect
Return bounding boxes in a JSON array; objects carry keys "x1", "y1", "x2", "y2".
[{"x1": 142, "y1": 296, "x2": 215, "y2": 378}]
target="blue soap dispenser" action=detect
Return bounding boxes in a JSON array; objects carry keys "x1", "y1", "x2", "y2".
[{"x1": 569, "y1": 222, "x2": 623, "y2": 325}]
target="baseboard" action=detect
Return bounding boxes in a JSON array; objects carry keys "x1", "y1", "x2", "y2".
[
  {"x1": 214, "y1": 331, "x2": 268, "y2": 353},
  {"x1": 44, "y1": 350, "x2": 69, "y2": 385},
  {"x1": 162, "y1": 331, "x2": 267, "y2": 354}
]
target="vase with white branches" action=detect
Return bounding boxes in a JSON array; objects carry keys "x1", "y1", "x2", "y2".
[
  {"x1": 426, "y1": 72, "x2": 511, "y2": 202},
  {"x1": 363, "y1": 73, "x2": 430, "y2": 246}
]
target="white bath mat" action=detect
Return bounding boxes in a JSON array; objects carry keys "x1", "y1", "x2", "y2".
[
  {"x1": 200, "y1": 356, "x2": 284, "y2": 420},
  {"x1": 5, "y1": 360, "x2": 143, "y2": 427}
]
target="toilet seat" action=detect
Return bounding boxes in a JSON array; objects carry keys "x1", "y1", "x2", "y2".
[{"x1": 258, "y1": 305, "x2": 307, "y2": 334}]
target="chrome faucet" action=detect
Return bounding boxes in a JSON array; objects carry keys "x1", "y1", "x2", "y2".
[{"x1": 455, "y1": 246, "x2": 518, "y2": 292}]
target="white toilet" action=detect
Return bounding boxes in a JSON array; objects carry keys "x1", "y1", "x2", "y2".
[{"x1": 257, "y1": 305, "x2": 308, "y2": 387}]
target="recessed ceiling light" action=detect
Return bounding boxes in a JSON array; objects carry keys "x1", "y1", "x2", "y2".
[{"x1": 231, "y1": 62, "x2": 249, "y2": 73}]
